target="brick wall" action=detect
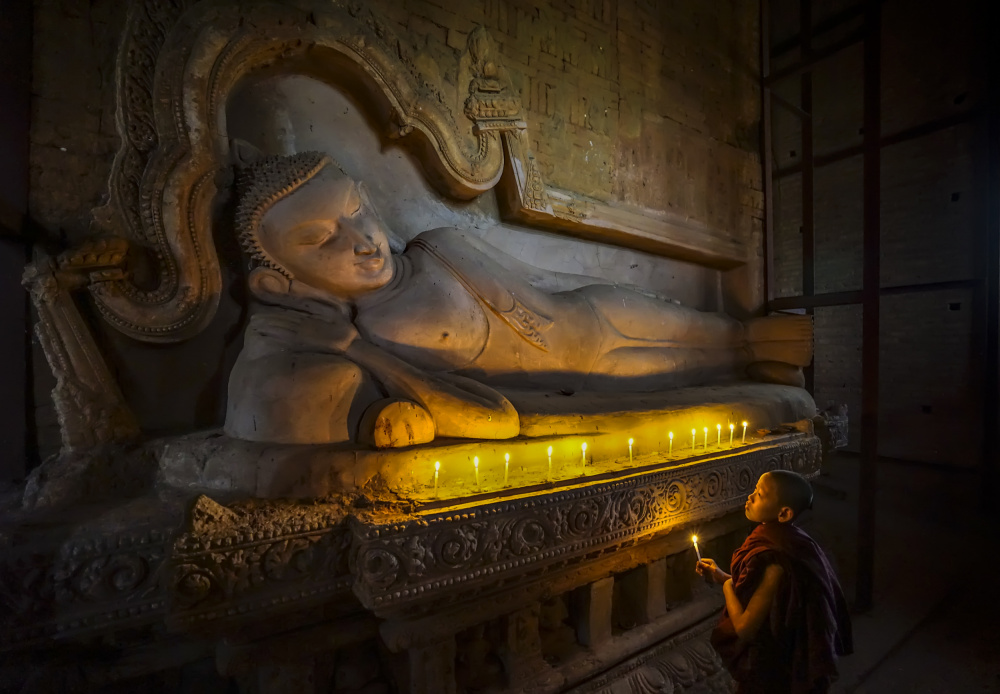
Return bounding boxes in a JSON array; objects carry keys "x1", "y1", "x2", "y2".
[
  {"x1": 365, "y1": 0, "x2": 764, "y2": 241},
  {"x1": 770, "y1": 0, "x2": 986, "y2": 465},
  {"x1": 26, "y1": 0, "x2": 764, "y2": 448}
]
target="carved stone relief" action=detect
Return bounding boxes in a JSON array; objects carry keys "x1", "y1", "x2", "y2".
[
  {"x1": 0, "y1": 433, "x2": 820, "y2": 650},
  {"x1": 22, "y1": 239, "x2": 139, "y2": 454},
  {"x1": 86, "y1": 0, "x2": 749, "y2": 346},
  {"x1": 566, "y1": 616, "x2": 734, "y2": 694},
  {"x1": 350, "y1": 435, "x2": 821, "y2": 616}
]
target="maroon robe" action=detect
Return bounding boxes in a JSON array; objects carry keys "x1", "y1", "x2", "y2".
[{"x1": 711, "y1": 522, "x2": 853, "y2": 694}]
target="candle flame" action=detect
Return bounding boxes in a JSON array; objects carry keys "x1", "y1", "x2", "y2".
[
  {"x1": 504, "y1": 452, "x2": 510, "y2": 462},
  {"x1": 582, "y1": 442, "x2": 587, "y2": 452},
  {"x1": 669, "y1": 431, "x2": 674, "y2": 439},
  {"x1": 547, "y1": 445, "x2": 553, "y2": 455},
  {"x1": 717, "y1": 424, "x2": 721, "y2": 431},
  {"x1": 628, "y1": 438, "x2": 634, "y2": 445},
  {"x1": 703, "y1": 427, "x2": 708, "y2": 434},
  {"x1": 473, "y1": 456, "x2": 479, "y2": 469},
  {"x1": 692, "y1": 535, "x2": 698, "y2": 543},
  {"x1": 730, "y1": 423, "x2": 735, "y2": 430},
  {"x1": 434, "y1": 461, "x2": 440, "y2": 471},
  {"x1": 743, "y1": 421, "x2": 748, "y2": 427}
]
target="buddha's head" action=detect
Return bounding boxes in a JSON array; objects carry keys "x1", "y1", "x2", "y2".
[{"x1": 235, "y1": 150, "x2": 395, "y2": 302}]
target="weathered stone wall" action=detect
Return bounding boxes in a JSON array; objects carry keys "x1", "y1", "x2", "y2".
[
  {"x1": 27, "y1": 0, "x2": 763, "y2": 455},
  {"x1": 770, "y1": 0, "x2": 986, "y2": 465}
]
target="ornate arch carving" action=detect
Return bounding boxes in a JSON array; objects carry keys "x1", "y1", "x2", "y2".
[
  {"x1": 90, "y1": 0, "x2": 747, "y2": 344},
  {"x1": 91, "y1": 0, "x2": 523, "y2": 342}
]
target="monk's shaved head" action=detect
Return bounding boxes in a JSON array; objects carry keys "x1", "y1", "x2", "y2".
[{"x1": 765, "y1": 470, "x2": 814, "y2": 519}]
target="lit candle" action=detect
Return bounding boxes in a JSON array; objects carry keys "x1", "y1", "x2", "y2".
[
  {"x1": 547, "y1": 445, "x2": 553, "y2": 480},
  {"x1": 703, "y1": 427, "x2": 708, "y2": 450},
  {"x1": 504, "y1": 452, "x2": 510, "y2": 487},
  {"x1": 434, "y1": 461, "x2": 440, "y2": 497},
  {"x1": 581, "y1": 442, "x2": 587, "y2": 466},
  {"x1": 716, "y1": 424, "x2": 722, "y2": 446},
  {"x1": 692, "y1": 535, "x2": 702, "y2": 561},
  {"x1": 668, "y1": 431, "x2": 674, "y2": 455},
  {"x1": 742, "y1": 421, "x2": 748, "y2": 444},
  {"x1": 691, "y1": 428, "x2": 696, "y2": 450},
  {"x1": 729, "y1": 423, "x2": 735, "y2": 446},
  {"x1": 474, "y1": 456, "x2": 480, "y2": 490},
  {"x1": 628, "y1": 437, "x2": 634, "y2": 464}
]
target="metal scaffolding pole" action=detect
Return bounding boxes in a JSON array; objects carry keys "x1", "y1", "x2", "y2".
[{"x1": 855, "y1": 1, "x2": 882, "y2": 613}]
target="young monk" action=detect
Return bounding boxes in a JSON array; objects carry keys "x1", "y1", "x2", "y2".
[{"x1": 696, "y1": 470, "x2": 853, "y2": 694}]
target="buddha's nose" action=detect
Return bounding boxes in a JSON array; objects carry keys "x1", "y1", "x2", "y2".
[{"x1": 345, "y1": 222, "x2": 377, "y2": 255}]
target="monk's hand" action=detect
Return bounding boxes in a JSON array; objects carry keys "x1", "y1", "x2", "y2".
[{"x1": 696, "y1": 558, "x2": 726, "y2": 584}]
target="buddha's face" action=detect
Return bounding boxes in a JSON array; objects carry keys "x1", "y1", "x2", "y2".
[{"x1": 258, "y1": 167, "x2": 394, "y2": 300}]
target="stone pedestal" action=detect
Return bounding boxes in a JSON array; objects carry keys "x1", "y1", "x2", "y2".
[
  {"x1": 572, "y1": 577, "x2": 614, "y2": 648},
  {"x1": 497, "y1": 604, "x2": 564, "y2": 690},
  {"x1": 407, "y1": 638, "x2": 457, "y2": 694}
]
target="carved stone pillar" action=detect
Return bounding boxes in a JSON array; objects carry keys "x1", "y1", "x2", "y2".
[
  {"x1": 571, "y1": 576, "x2": 614, "y2": 648},
  {"x1": 497, "y1": 603, "x2": 564, "y2": 690},
  {"x1": 408, "y1": 637, "x2": 457, "y2": 694},
  {"x1": 617, "y1": 559, "x2": 668, "y2": 628}
]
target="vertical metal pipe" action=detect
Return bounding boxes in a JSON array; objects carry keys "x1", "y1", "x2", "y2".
[
  {"x1": 800, "y1": 0, "x2": 816, "y2": 394},
  {"x1": 856, "y1": 1, "x2": 882, "y2": 613},
  {"x1": 982, "y1": 0, "x2": 1000, "y2": 515},
  {"x1": 762, "y1": 0, "x2": 775, "y2": 309}
]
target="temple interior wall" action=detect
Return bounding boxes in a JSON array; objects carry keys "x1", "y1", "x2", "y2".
[
  {"x1": 0, "y1": 0, "x2": 31, "y2": 482},
  {"x1": 25, "y1": 0, "x2": 764, "y2": 461},
  {"x1": 769, "y1": 0, "x2": 986, "y2": 466}
]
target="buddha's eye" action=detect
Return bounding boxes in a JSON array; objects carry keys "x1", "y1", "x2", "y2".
[{"x1": 296, "y1": 223, "x2": 336, "y2": 246}]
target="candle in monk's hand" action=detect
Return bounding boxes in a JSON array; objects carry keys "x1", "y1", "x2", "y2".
[
  {"x1": 434, "y1": 461, "x2": 440, "y2": 497},
  {"x1": 703, "y1": 427, "x2": 708, "y2": 450},
  {"x1": 581, "y1": 442, "x2": 587, "y2": 466},
  {"x1": 691, "y1": 429, "x2": 696, "y2": 450},
  {"x1": 628, "y1": 438, "x2": 634, "y2": 464},
  {"x1": 692, "y1": 535, "x2": 702, "y2": 561},
  {"x1": 474, "y1": 456, "x2": 480, "y2": 490},
  {"x1": 669, "y1": 431, "x2": 674, "y2": 455},
  {"x1": 742, "y1": 421, "x2": 748, "y2": 444},
  {"x1": 547, "y1": 445, "x2": 553, "y2": 480},
  {"x1": 729, "y1": 423, "x2": 735, "y2": 446},
  {"x1": 716, "y1": 424, "x2": 721, "y2": 446},
  {"x1": 504, "y1": 452, "x2": 510, "y2": 486}
]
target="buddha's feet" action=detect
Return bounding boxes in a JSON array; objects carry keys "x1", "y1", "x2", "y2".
[
  {"x1": 744, "y1": 314, "x2": 813, "y2": 367},
  {"x1": 746, "y1": 361, "x2": 806, "y2": 388}
]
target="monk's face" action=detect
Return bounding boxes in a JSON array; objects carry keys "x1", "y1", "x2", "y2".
[
  {"x1": 744, "y1": 473, "x2": 785, "y2": 523},
  {"x1": 259, "y1": 167, "x2": 394, "y2": 300}
]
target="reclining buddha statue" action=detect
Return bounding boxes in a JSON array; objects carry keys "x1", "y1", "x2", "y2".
[{"x1": 225, "y1": 150, "x2": 812, "y2": 447}]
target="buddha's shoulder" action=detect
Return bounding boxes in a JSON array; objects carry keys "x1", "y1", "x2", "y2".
[{"x1": 410, "y1": 227, "x2": 480, "y2": 250}]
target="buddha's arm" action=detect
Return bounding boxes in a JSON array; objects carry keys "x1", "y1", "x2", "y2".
[
  {"x1": 343, "y1": 339, "x2": 520, "y2": 440},
  {"x1": 424, "y1": 228, "x2": 613, "y2": 295}
]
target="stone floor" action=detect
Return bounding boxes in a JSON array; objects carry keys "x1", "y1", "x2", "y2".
[{"x1": 802, "y1": 453, "x2": 1000, "y2": 694}]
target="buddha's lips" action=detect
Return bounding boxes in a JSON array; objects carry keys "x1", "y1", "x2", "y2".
[{"x1": 356, "y1": 256, "x2": 384, "y2": 271}]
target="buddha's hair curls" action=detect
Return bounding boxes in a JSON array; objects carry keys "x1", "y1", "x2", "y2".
[{"x1": 234, "y1": 150, "x2": 345, "y2": 277}]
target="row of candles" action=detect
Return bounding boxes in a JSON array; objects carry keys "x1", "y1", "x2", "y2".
[{"x1": 431, "y1": 421, "x2": 752, "y2": 496}]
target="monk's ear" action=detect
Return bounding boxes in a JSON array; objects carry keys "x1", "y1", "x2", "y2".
[{"x1": 777, "y1": 506, "x2": 796, "y2": 524}]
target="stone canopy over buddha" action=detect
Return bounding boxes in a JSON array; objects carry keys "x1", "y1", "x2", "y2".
[{"x1": 225, "y1": 149, "x2": 813, "y2": 448}]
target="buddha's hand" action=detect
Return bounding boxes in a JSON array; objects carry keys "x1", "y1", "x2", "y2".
[{"x1": 261, "y1": 311, "x2": 359, "y2": 353}]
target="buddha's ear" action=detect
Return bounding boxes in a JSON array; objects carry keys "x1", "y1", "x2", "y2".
[
  {"x1": 248, "y1": 266, "x2": 291, "y2": 298},
  {"x1": 231, "y1": 138, "x2": 266, "y2": 170}
]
